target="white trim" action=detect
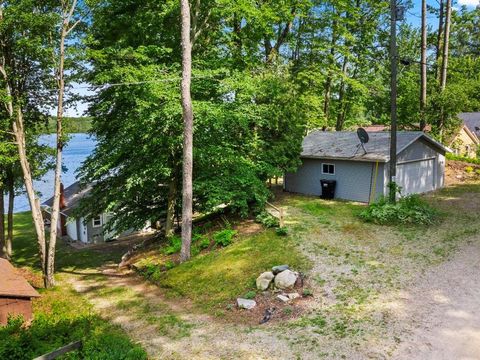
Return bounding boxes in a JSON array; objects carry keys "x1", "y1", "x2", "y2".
[
  {"x1": 92, "y1": 215, "x2": 102, "y2": 228},
  {"x1": 321, "y1": 163, "x2": 335, "y2": 175}
]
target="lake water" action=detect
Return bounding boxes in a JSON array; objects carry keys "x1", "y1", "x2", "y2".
[{"x1": 12, "y1": 133, "x2": 96, "y2": 213}]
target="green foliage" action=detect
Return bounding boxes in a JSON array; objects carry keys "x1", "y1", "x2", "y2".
[
  {"x1": 0, "y1": 287, "x2": 146, "y2": 360},
  {"x1": 213, "y1": 229, "x2": 238, "y2": 247},
  {"x1": 198, "y1": 236, "x2": 211, "y2": 250},
  {"x1": 465, "y1": 166, "x2": 474, "y2": 173},
  {"x1": 275, "y1": 227, "x2": 289, "y2": 236},
  {"x1": 164, "y1": 236, "x2": 182, "y2": 255},
  {"x1": 447, "y1": 153, "x2": 480, "y2": 165},
  {"x1": 359, "y1": 195, "x2": 438, "y2": 226},
  {"x1": 255, "y1": 211, "x2": 279, "y2": 228},
  {"x1": 45, "y1": 117, "x2": 92, "y2": 134}
]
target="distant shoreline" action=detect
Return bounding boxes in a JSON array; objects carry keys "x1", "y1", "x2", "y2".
[{"x1": 44, "y1": 117, "x2": 92, "y2": 134}]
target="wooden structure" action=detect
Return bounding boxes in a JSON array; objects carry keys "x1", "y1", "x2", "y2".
[
  {"x1": 0, "y1": 258, "x2": 40, "y2": 325},
  {"x1": 266, "y1": 201, "x2": 285, "y2": 228}
]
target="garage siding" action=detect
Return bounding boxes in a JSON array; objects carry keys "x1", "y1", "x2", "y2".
[
  {"x1": 285, "y1": 159, "x2": 385, "y2": 203},
  {"x1": 395, "y1": 138, "x2": 446, "y2": 194}
]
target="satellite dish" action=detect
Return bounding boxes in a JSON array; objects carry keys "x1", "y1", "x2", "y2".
[
  {"x1": 356, "y1": 128, "x2": 369, "y2": 155},
  {"x1": 357, "y1": 128, "x2": 369, "y2": 144}
]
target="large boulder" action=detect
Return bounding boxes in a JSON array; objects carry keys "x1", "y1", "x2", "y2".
[
  {"x1": 274, "y1": 269, "x2": 297, "y2": 289},
  {"x1": 237, "y1": 298, "x2": 256, "y2": 310},
  {"x1": 272, "y1": 265, "x2": 289, "y2": 275},
  {"x1": 256, "y1": 271, "x2": 274, "y2": 290}
]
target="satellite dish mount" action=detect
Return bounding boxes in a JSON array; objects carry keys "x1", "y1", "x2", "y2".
[{"x1": 356, "y1": 128, "x2": 369, "y2": 155}]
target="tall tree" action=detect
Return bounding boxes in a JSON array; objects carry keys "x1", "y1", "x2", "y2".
[
  {"x1": 180, "y1": 0, "x2": 193, "y2": 262},
  {"x1": 46, "y1": 0, "x2": 82, "y2": 288}
]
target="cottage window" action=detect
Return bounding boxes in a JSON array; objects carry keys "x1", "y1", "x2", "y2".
[
  {"x1": 92, "y1": 215, "x2": 102, "y2": 227},
  {"x1": 322, "y1": 163, "x2": 335, "y2": 175}
]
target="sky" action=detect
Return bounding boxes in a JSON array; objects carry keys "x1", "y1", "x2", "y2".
[{"x1": 62, "y1": 0, "x2": 480, "y2": 118}]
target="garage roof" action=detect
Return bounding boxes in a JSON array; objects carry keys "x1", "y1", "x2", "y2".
[
  {"x1": 0, "y1": 259, "x2": 40, "y2": 298},
  {"x1": 301, "y1": 131, "x2": 449, "y2": 162}
]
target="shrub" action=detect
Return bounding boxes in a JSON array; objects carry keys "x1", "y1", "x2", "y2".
[
  {"x1": 275, "y1": 227, "x2": 288, "y2": 236},
  {"x1": 446, "y1": 153, "x2": 480, "y2": 165},
  {"x1": 213, "y1": 229, "x2": 237, "y2": 247},
  {"x1": 198, "y1": 237, "x2": 211, "y2": 250},
  {"x1": 164, "y1": 236, "x2": 182, "y2": 255},
  {"x1": 255, "y1": 211, "x2": 279, "y2": 228},
  {"x1": 465, "y1": 166, "x2": 474, "y2": 173},
  {"x1": 359, "y1": 195, "x2": 438, "y2": 225}
]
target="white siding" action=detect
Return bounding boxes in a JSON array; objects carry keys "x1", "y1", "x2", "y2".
[
  {"x1": 78, "y1": 217, "x2": 88, "y2": 243},
  {"x1": 66, "y1": 218, "x2": 78, "y2": 241}
]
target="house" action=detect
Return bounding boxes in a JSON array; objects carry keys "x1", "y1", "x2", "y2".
[
  {"x1": 452, "y1": 112, "x2": 480, "y2": 158},
  {"x1": 284, "y1": 131, "x2": 449, "y2": 203},
  {"x1": 42, "y1": 182, "x2": 152, "y2": 244},
  {"x1": 0, "y1": 258, "x2": 40, "y2": 325}
]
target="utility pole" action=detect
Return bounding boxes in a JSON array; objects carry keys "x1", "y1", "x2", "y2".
[
  {"x1": 420, "y1": 0, "x2": 427, "y2": 132},
  {"x1": 389, "y1": 0, "x2": 398, "y2": 203}
]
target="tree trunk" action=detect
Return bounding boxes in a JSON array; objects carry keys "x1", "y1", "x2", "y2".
[
  {"x1": 440, "y1": 0, "x2": 451, "y2": 91},
  {"x1": 165, "y1": 179, "x2": 176, "y2": 237},
  {"x1": 45, "y1": 15, "x2": 68, "y2": 288},
  {"x1": 420, "y1": 0, "x2": 427, "y2": 131},
  {"x1": 0, "y1": 185, "x2": 5, "y2": 258},
  {"x1": 335, "y1": 59, "x2": 348, "y2": 131},
  {"x1": 323, "y1": 19, "x2": 337, "y2": 121},
  {"x1": 438, "y1": 0, "x2": 452, "y2": 135},
  {"x1": 12, "y1": 108, "x2": 47, "y2": 279},
  {"x1": 180, "y1": 0, "x2": 193, "y2": 262},
  {"x1": 436, "y1": 0, "x2": 444, "y2": 80},
  {"x1": 6, "y1": 171, "x2": 13, "y2": 258}
]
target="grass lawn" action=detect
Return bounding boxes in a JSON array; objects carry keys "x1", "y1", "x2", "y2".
[
  {"x1": 155, "y1": 229, "x2": 310, "y2": 311},
  {"x1": 1, "y1": 212, "x2": 147, "y2": 359}
]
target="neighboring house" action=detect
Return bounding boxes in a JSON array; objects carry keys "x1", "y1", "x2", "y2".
[
  {"x1": 42, "y1": 182, "x2": 152, "y2": 244},
  {"x1": 284, "y1": 131, "x2": 449, "y2": 203},
  {"x1": 0, "y1": 258, "x2": 40, "y2": 325},
  {"x1": 453, "y1": 112, "x2": 480, "y2": 158}
]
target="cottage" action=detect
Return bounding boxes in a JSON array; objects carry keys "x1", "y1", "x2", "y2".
[
  {"x1": 0, "y1": 259, "x2": 40, "y2": 325},
  {"x1": 451, "y1": 112, "x2": 480, "y2": 158},
  {"x1": 284, "y1": 131, "x2": 449, "y2": 203},
  {"x1": 42, "y1": 182, "x2": 152, "y2": 244}
]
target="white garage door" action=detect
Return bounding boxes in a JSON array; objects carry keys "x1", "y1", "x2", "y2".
[{"x1": 396, "y1": 159, "x2": 435, "y2": 195}]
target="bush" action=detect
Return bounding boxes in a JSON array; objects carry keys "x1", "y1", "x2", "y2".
[
  {"x1": 213, "y1": 229, "x2": 238, "y2": 247},
  {"x1": 255, "y1": 211, "x2": 279, "y2": 228},
  {"x1": 164, "y1": 236, "x2": 182, "y2": 255},
  {"x1": 198, "y1": 237, "x2": 211, "y2": 249},
  {"x1": 465, "y1": 166, "x2": 474, "y2": 173},
  {"x1": 446, "y1": 153, "x2": 480, "y2": 165},
  {"x1": 275, "y1": 227, "x2": 288, "y2": 236},
  {"x1": 359, "y1": 195, "x2": 438, "y2": 225}
]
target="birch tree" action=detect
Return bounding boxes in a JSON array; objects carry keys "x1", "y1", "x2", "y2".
[{"x1": 46, "y1": 0, "x2": 82, "y2": 287}]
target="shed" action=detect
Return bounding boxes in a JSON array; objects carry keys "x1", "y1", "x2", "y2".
[
  {"x1": 284, "y1": 131, "x2": 449, "y2": 203},
  {"x1": 0, "y1": 259, "x2": 40, "y2": 325}
]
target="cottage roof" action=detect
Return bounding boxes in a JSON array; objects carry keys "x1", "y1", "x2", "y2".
[
  {"x1": 458, "y1": 112, "x2": 480, "y2": 140},
  {"x1": 0, "y1": 259, "x2": 40, "y2": 298},
  {"x1": 42, "y1": 181, "x2": 91, "y2": 217},
  {"x1": 301, "y1": 131, "x2": 449, "y2": 162}
]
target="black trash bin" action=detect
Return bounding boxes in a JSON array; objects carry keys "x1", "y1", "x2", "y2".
[{"x1": 320, "y1": 179, "x2": 336, "y2": 200}]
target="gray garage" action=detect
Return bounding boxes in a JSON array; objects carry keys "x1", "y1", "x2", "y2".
[{"x1": 284, "y1": 131, "x2": 449, "y2": 203}]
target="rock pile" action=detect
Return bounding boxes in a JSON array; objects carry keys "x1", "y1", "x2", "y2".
[
  {"x1": 236, "y1": 265, "x2": 302, "y2": 310},
  {"x1": 256, "y1": 265, "x2": 299, "y2": 291}
]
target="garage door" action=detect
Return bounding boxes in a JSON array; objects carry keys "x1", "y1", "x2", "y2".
[{"x1": 396, "y1": 159, "x2": 435, "y2": 195}]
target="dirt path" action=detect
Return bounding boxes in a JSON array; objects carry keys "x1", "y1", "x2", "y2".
[
  {"x1": 68, "y1": 266, "x2": 295, "y2": 360},
  {"x1": 392, "y1": 240, "x2": 480, "y2": 360}
]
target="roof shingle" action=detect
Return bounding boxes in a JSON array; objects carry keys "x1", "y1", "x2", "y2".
[{"x1": 301, "y1": 131, "x2": 448, "y2": 162}]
